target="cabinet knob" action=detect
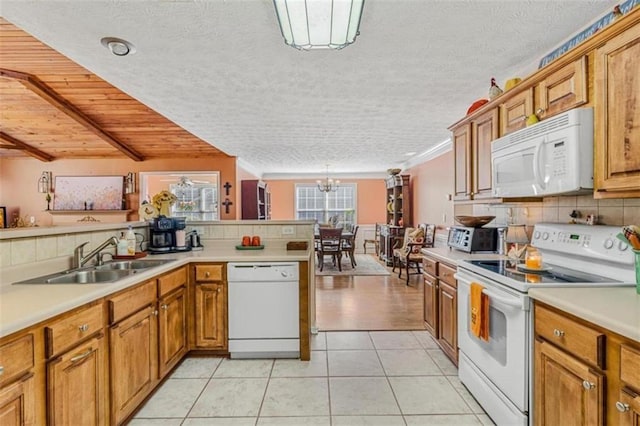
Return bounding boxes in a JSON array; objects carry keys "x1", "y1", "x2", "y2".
[
  {"x1": 152, "y1": 310, "x2": 159, "y2": 316},
  {"x1": 0, "y1": 366, "x2": 4, "y2": 376},
  {"x1": 536, "y1": 108, "x2": 546, "y2": 116},
  {"x1": 553, "y1": 329, "x2": 565, "y2": 337},
  {"x1": 217, "y1": 287, "x2": 221, "y2": 293},
  {"x1": 616, "y1": 401, "x2": 630, "y2": 412},
  {"x1": 205, "y1": 271, "x2": 211, "y2": 278},
  {"x1": 78, "y1": 324, "x2": 89, "y2": 332},
  {"x1": 582, "y1": 380, "x2": 595, "y2": 390},
  {"x1": 161, "y1": 304, "x2": 168, "y2": 310}
]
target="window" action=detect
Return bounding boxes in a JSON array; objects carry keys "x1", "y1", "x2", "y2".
[{"x1": 295, "y1": 183, "x2": 356, "y2": 226}]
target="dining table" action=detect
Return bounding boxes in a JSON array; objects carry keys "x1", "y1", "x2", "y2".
[{"x1": 314, "y1": 229, "x2": 356, "y2": 269}]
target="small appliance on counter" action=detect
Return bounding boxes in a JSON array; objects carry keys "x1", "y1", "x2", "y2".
[
  {"x1": 447, "y1": 226, "x2": 498, "y2": 253},
  {"x1": 148, "y1": 216, "x2": 191, "y2": 254},
  {"x1": 189, "y1": 230, "x2": 204, "y2": 251}
]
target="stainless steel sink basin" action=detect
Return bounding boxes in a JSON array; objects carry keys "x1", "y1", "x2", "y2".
[
  {"x1": 95, "y1": 259, "x2": 174, "y2": 271},
  {"x1": 13, "y1": 259, "x2": 175, "y2": 285},
  {"x1": 15, "y1": 269, "x2": 132, "y2": 284}
]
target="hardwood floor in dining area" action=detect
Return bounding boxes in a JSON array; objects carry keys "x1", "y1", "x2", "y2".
[{"x1": 315, "y1": 254, "x2": 426, "y2": 331}]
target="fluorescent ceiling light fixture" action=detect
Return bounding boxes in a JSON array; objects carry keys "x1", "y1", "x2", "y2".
[
  {"x1": 273, "y1": 0, "x2": 365, "y2": 50},
  {"x1": 404, "y1": 152, "x2": 417, "y2": 156}
]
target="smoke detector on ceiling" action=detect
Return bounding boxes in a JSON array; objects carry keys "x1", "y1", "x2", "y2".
[{"x1": 100, "y1": 37, "x2": 136, "y2": 56}]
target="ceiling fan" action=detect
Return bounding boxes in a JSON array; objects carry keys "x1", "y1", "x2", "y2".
[{"x1": 160, "y1": 175, "x2": 211, "y2": 187}]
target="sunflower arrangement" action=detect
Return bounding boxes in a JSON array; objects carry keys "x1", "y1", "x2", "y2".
[{"x1": 152, "y1": 190, "x2": 178, "y2": 217}]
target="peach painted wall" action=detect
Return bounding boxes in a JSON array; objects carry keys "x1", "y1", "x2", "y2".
[
  {"x1": 265, "y1": 179, "x2": 387, "y2": 225},
  {"x1": 0, "y1": 156, "x2": 237, "y2": 226},
  {"x1": 405, "y1": 150, "x2": 455, "y2": 229}
]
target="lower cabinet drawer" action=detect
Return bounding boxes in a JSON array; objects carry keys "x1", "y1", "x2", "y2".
[
  {"x1": 438, "y1": 263, "x2": 457, "y2": 288},
  {"x1": 422, "y1": 258, "x2": 437, "y2": 277},
  {"x1": 535, "y1": 304, "x2": 605, "y2": 368},
  {"x1": 0, "y1": 334, "x2": 34, "y2": 387},
  {"x1": 108, "y1": 279, "x2": 156, "y2": 324},
  {"x1": 45, "y1": 303, "x2": 104, "y2": 358},
  {"x1": 158, "y1": 267, "x2": 187, "y2": 296},
  {"x1": 194, "y1": 264, "x2": 224, "y2": 282}
]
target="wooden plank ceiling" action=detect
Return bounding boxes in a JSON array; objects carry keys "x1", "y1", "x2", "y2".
[{"x1": 0, "y1": 18, "x2": 229, "y2": 162}]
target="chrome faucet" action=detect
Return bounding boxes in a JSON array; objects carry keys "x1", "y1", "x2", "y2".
[{"x1": 73, "y1": 237, "x2": 119, "y2": 269}]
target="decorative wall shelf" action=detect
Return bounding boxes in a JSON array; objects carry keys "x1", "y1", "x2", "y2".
[{"x1": 48, "y1": 210, "x2": 132, "y2": 225}]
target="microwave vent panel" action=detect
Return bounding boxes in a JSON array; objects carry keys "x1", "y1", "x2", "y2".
[
  {"x1": 507, "y1": 114, "x2": 570, "y2": 144},
  {"x1": 493, "y1": 108, "x2": 592, "y2": 151}
]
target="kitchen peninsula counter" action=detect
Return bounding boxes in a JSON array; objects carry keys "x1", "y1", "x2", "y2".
[
  {"x1": 0, "y1": 242, "x2": 312, "y2": 337},
  {"x1": 529, "y1": 287, "x2": 640, "y2": 342}
]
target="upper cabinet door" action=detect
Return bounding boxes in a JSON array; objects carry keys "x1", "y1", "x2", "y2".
[
  {"x1": 594, "y1": 24, "x2": 640, "y2": 197},
  {"x1": 453, "y1": 123, "x2": 472, "y2": 200},
  {"x1": 538, "y1": 56, "x2": 588, "y2": 118},
  {"x1": 500, "y1": 87, "x2": 534, "y2": 135},
  {"x1": 472, "y1": 108, "x2": 499, "y2": 199}
]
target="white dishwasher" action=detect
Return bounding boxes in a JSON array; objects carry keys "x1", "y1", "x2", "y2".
[{"x1": 227, "y1": 262, "x2": 300, "y2": 359}]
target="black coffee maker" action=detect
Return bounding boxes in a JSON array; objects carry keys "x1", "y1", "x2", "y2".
[{"x1": 148, "y1": 216, "x2": 175, "y2": 253}]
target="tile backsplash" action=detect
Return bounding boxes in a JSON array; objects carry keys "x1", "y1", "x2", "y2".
[{"x1": 455, "y1": 196, "x2": 639, "y2": 227}]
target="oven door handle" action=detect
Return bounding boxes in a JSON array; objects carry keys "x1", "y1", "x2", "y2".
[{"x1": 482, "y1": 288, "x2": 524, "y2": 309}]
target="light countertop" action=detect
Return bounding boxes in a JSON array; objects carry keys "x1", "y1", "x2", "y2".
[
  {"x1": 421, "y1": 247, "x2": 506, "y2": 265},
  {"x1": 0, "y1": 243, "x2": 311, "y2": 338},
  {"x1": 529, "y1": 287, "x2": 640, "y2": 342}
]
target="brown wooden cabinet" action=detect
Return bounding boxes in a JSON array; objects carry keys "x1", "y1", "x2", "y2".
[
  {"x1": 0, "y1": 374, "x2": 35, "y2": 426},
  {"x1": 241, "y1": 180, "x2": 270, "y2": 220},
  {"x1": 422, "y1": 256, "x2": 458, "y2": 366},
  {"x1": 471, "y1": 108, "x2": 498, "y2": 199},
  {"x1": 108, "y1": 280, "x2": 158, "y2": 425},
  {"x1": 594, "y1": 22, "x2": 640, "y2": 198},
  {"x1": 47, "y1": 334, "x2": 106, "y2": 426},
  {"x1": 499, "y1": 87, "x2": 534, "y2": 135},
  {"x1": 533, "y1": 301, "x2": 640, "y2": 426},
  {"x1": 618, "y1": 345, "x2": 640, "y2": 425},
  {"x1": 451, "y1": 108, "x2": 498, "y2": 201},
  {"x1": 158, "y1": 286, "x2": 187, "y2": 377},
  {"x1": 452, "y1": 123, "x2": 472, "y2": 201},
  {"x1": 0, "y1": 333, "x2": 36, "y2": 426},
  {"x1": 535, "y1": 338, "x2": 605, "y2": 426},
  {"x1": 537, "y1": 56, "x2": 588, "y2": 119},
  {"x1": 192, "y1": 263, "x2": 227, "y2": 350}
]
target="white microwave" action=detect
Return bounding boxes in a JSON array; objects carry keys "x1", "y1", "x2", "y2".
[{"x1": 491, "y1": 108, "x2": 594, "y2": 198}]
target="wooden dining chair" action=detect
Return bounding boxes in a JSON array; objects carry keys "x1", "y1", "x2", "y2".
[
  {"x1": 392, "y1": 224, "x2": 435, "y2": 284},
  {"x1": 341, "y1": 225, "x2": 359, "y2": 268},
  {"x1": 363, "y1": 223, "x2": 380, "y2": 255},
  {"x1": 317, "y1": 227, "x2": 343, "y2": 271}
]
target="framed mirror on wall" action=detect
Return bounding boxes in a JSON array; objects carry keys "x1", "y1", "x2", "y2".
[{"x1": 140, "y1": 172, "x2": 220, "y2": 221}]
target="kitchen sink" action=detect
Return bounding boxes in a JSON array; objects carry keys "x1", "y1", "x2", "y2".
[
  {"x1": 13, "y1": 259, "x2": 176, "y2": 285},
  {"x1": 95, "y1": 259, "x2": 174, "y2": 271}
]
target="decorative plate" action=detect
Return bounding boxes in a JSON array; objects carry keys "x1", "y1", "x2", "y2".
[{"x1": 138, "y1": 203, "x2": 158, "y2": 221}]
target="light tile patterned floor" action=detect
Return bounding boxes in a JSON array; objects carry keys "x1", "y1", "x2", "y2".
[{"x1": 130, "y1": 331, "x2": 494, "y2": 426}]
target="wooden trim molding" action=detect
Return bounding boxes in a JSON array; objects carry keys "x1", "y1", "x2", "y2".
[{"x1": 0, "y1": 68, "x2": 144, "y2": 161}]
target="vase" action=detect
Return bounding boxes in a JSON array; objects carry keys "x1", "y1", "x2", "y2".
[{"x1": 159, "y1": 200, "x2": 171, "y2": 217}]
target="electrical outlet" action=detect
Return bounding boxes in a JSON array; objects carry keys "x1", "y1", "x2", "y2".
[{"x1": 281, "y1": 226, "x2": 294, "y2": 235}]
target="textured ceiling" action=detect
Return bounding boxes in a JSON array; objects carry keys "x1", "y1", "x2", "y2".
[{"x1": 0, "y1": 0, "x2": 618, "y2": 177}]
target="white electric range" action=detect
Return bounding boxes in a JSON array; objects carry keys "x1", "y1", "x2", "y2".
[{"x1": 455, "y1": 223, "x2": 636, "y2": 426}]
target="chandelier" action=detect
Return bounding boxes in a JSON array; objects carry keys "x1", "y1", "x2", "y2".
[
  {"x1": 273, "y1": 0, "x2": 365, "y2": 50},
  {"x1": 317, "y1": 165, "x2": 340, "y2": 192}
]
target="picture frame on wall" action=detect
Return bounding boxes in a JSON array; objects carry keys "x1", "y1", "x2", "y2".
[{"x1": 0, "y1": 206, "x2": 6, "y2": 228}]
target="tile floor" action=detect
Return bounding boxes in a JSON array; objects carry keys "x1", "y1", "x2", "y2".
[{"x1": 130, "y1": 331, "x2": 494, "y2": 426}]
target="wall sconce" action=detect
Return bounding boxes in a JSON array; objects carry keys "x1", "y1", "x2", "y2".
[
  {"x1": 124, "y1": 172, "x2": 136, "y2": 194},
  {"x1": 38, "y1": 171, "x2": 52, "y2": 193}
]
